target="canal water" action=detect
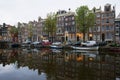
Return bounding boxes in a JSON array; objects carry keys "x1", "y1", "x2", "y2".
[{"x1": 0, "y1": 48, "x2": 120, "y2": 80}]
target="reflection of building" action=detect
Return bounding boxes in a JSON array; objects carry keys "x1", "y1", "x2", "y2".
[
  {"x1": 89, "y1": 4, "x2": 115, "y2": 42},
  {"x1": 116, "y1": 55, "x2": 120, "y2": 78},
  {"x1": 0, "y1": 49, "x2": 120, "y2": 80},
  {"x1": 115, "y1": 13, "x2": 120, "y2": 43},
  {"x1": 56, "y1": 52, "x2": 116, "y2": 80},
  {"x1": 56, "y1": 10, "x2": 76, "y2": 42}
]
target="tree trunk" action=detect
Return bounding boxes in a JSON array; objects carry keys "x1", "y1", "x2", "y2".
[{"x1": 83, "y1": 32, "x2": 85, "y2": 42}]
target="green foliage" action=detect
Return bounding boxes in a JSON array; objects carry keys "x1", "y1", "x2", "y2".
[
  {"x1": 44, "y1": 12, "x2": 57, "y2": 36},
  {"x1": 28, "y1": 24, "x2": 33, "y2": 38},
  {"x1": 76, "y1": 6, "x2": 95, "y2": 41},
  {"x1": 110, "y1": 43, "x2": 120, "y2": 47},
  {"x1": 10, "y1": 26, "x2": 18, "y2": 35}
]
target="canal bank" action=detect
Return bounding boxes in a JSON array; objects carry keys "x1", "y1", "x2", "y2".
[{"x1": 99, "y1": 46, "x2": 120, "y2": 54}]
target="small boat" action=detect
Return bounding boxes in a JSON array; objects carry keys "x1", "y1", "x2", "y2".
[
  {"x1": 50, "y1": 42, "x2": 63, "y2": 49},
  {"x1": 71, "y1": 46, "x2": 99, "y2": 51}
]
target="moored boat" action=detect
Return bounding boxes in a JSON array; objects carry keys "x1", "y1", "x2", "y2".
[
  {"x1": 50, "y1": 45, "x2": 63, "y2": 49},
  {"x1": 50, "y1": 42, "x2": 64, "y2": 49},
  {"x1": 71, "y1": 46, "x2": 99, "y2": 51}
]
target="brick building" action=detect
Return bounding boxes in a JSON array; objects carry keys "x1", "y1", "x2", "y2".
[
  {"x1": 56, "y1": 10, "x2": 76, "y2": 42},
  {"x1": 115, "y1": 13, "x2": 120, "y2": 43},
  {"x1": 89, "y1": 4, "x2": 115, "y2": 43}
]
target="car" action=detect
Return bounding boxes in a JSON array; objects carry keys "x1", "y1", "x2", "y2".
[{"x1": 81, "y1": 41, "x2": 96, "y2": 47}]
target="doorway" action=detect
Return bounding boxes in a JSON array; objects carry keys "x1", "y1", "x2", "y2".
[{"x1": 102, "y1": 33, "x2": 105, "y2": 41}]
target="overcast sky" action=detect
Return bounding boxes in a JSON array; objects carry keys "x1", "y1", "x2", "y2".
[{"x1": 0, "y1": 0, "x2": 119, "y2": 25}]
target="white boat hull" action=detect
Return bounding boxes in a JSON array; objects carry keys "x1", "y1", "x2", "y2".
[
  {"x1": 50, "y1": 45, "x2": 63, "y2": 49},
  {"x1": 71, "y1": 46, "x2": 99, "y2": 51}
]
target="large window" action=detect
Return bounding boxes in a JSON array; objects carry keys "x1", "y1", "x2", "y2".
[
  {"x1": 96, "y1": 13, "x2": 100, "y2": 18},
  {"x1": 72, "y1": 21, "x2": 75, "y2": 25},
  {"x1": 109, "y1": 19, "x2": 114, "y2": 23},
  {"x1": 102, "y1": 19, "x2": 104, "y2": 24},
  {"x1": 106, "y1": 26, "x2": 110, "y2": 30},
  {"x1": 96, "y1": 19, "x2": 100, "y2": 24},
  {"x1": 72, "y1": 16, "x2": 75, "y2": 20},
  {"x1": 106, "y1": 32, "x2": 112, "y2": 39},
  {"x1": 65, "y1": 18, "x2": 68, "y2": 21},
  {"x1": 102, "y1": 26, "x2": 105, "y2": 31},
  {"x1": 106, "y1": 19, "x2": 109, "y2": 23}
]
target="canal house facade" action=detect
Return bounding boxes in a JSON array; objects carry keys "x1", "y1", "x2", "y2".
[
  {"x1": 115, "y1": 13, "x2": 120, "y2": 43},
  {"x1": 0, "y1": 4, "x2": 119, "y2": 44},
  {"x1": 89, "y1": 4, "x2": 115, "y2": 42},
  {"x1": 56, "y1": 10, "x2": 76, "y2": 42}
]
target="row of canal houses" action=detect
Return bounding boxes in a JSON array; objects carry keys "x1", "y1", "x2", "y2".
[
  {"x1": 0, "y1": 23, "x2": 17, "y2": 42},
  {"x1": 0, "y1": 3, "x2": 120, "y2": 44}
]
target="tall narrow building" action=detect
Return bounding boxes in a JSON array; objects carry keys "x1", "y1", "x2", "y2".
[
  {"x1": 115, "y1": 13, "x2": 120, "y2": 43},
  {"x1": 89, "y1": 3, "x2": 115, "y2": 43},
  {"x1": 56, "y1": 10, "x2": 76, "y2": 42}
]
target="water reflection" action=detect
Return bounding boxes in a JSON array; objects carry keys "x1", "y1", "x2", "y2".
[{"x1": 0, "y1": 48, "x2": 120, "y2": 80}]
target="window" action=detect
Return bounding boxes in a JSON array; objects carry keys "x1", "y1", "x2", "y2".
[
  {"x1": 72, "y1": 17, "x2": 74, "y2": 20},
  {"x1": 58, "y1": 29, "x2": 61, "y2": 33},
  {"x1": 106, "y1": 13, "x2": 109, "y2": 17},
  {"x1": 106, "y1": 26, "x2": 109, "y2": 30},
  {"x1": 106, "y1": 19, "x2": 109, "y2": 23},
  {"x1": 62, "y1": 23, "x2": 64, "y2": 26},
  {"x1": 59, "y1": 18, "x2": 61, "y2": 21},
  {"x1": 65, "y1": 18, "x2": 68, "y2": 21},
  {"x1": 96, "y1": 13, "x2": 100, "y2": 17},
  {"x1": 97, "y1": 26, "x2": 100, "y2": 32},
  {"x1": 69, "y1": 17, "x2": 71, "y2": 20},
  {"x1": 102, "y1": 26, "x2": 105, "y2": 31},
  {"x1": 106, "y1": 33, "x2": 112, "y2": 39},
  {"x1": 65, "y1": 23, "x2": 68, "y2": 26},
  {"x1": 110, "y1": 26, "x2": 114, "y2": 30},
  {"x1": 62, "y1": 17, "x2": 64, "y2": 21},
  {"x1": 109, "y1": 19, "x2": 114, "y2": 23},
  {"x1": 102, "y1": 14, "x2": 104, "y2": 18},
  {"x1": 72, "y1": 21, "x2": 75, "y2": 25},
  {"x1": 96, "y1": 19, "x2": 100, "y2": 24},
  {"x1": 102, "y1": 19, "x2": 104, "y2": 24},
  {"x1": 112, "y1": 13, "x2": 114, "y2": 17}
]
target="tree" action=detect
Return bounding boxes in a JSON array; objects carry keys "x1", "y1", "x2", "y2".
[
  {"x1": 76, "y1": 6, "x2": 95, "y2": 42},
  {"x1": 44, "y1": 12, "x2": 57, "y2": 42},
  {"x1": 10, "y1": 26, "x2": 18, "y2": 42},
  {"x1": 28, "y1": 24, "x2": 33, "y2": 41}
]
